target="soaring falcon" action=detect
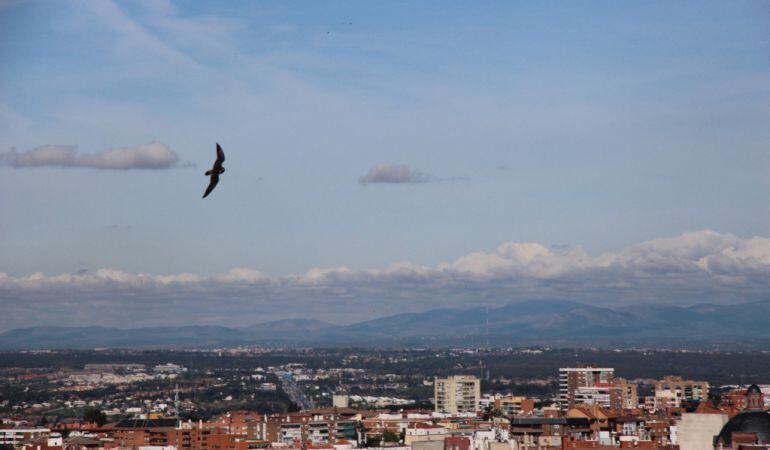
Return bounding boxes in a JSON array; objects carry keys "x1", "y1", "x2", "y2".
[{"x1": 203, "y1": 143, "x2": 225, "y2": 199}]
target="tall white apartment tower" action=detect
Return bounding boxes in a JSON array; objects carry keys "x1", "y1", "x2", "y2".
[
  {"x1": 559, "y1": 366, "x2": 615, "y2": 409},
  {"x1": 434, "y1": 375, "x2": 481, "y2": 414}
]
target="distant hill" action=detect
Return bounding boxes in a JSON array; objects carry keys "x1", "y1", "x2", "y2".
[
  {"x1": 2, "y1": 299, "x2": 770, "y2": 349},
  {"x1": 0, "y1": 325, "x2": 249, "y2": 349},
  {"x1": 244, "y1": 318, "x2": 336, "y2": 334}
]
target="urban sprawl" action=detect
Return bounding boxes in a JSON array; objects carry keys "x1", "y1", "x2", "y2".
[{"x1": 2, "y1": 347, "x2": 769, "y2": 449}]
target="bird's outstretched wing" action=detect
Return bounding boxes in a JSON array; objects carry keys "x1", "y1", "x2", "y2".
[
  {"x1": 202, "y1": 174, "x2": 219, "y2": 198},
  {"x1": 216, "y1": 143, "x2": 225, "y2": 164}
]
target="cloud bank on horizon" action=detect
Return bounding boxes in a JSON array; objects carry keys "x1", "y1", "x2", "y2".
[
  {"x1": 0, "y1": 143, "x2": 184, "y2": 170},
  {"x1": 1, "y1": 230, "x2": 769, "y2": 331}
]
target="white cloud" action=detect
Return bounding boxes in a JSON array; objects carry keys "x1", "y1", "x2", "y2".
[
  {"x1": 3, "y1": 230, "x2": 769, "y2": 290},
  {"x1": 2, "y1": 230, "x2": 770, "y2": 329},
  {"x1": 358, "y1": 163, "x2": 468, "y2": 184},
  {"x1": 212, "y1": 268, "x2": 270, "y2": 284},
  {"x1": 0, "y1": 142, "x2": 184, "y2": 170},
  {"x1": 358, "y1": 163, "x2": 432, "y2": 184}
]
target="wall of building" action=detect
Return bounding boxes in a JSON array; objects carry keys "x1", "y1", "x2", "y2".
[
  {"x1": 677, "y1": 413, "x2": 727, "y2": 450},
  {"x1": 435, "y1": 376, "x2": 481, "y2": 414}
]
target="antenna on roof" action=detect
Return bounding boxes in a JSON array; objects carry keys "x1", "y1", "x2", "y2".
[
  {"x1": 174, "y1": 384, "x2": 180, "y2": 421},
  {"x1": 480, "y1": 359, "x2": 484, "y2": 380},
  {"x1": 485, "y1": 307, "x2": 489, "y2": 350}
]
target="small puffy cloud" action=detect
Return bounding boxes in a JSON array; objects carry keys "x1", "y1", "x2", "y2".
[
  {"x1": 0, "y1": 142, "x2": 184, "y2": 170},
  {"x1": 358, "y1": 163, "x2": 433, "y2": 184}
]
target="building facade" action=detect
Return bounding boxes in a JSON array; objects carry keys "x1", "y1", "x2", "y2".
[
  {"x1": 559, "y1": 367, "x2": 615, "y2": 409},
  {"x1": 616, "y1": 378, "x2": 639, "y2": 409},
  {"x1": 434, "y1": 375, "x2": 481, "y2": 414},
  {"x1": 572, "y1": 384, "x2": 623, "y2": 410},
  {"x1": 494, "y1": 395, "x2": 535, "y2": 417},
  {"x1": 653, "y1": 376, "x2": 709, "y2": 403}
]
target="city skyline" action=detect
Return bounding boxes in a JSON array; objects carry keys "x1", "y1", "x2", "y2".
[{"x1": 2, "y1": 347, "x2": 769, "y2": 449}]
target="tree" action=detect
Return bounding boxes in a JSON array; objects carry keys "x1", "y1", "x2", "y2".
[
  {"x1": 355, "y1": 421, "x2": 367, "y2": 447},
  {"x1": 286, "y1": 401, "x2": 300, "y2": 413},
  {"x1": 83, "y1": 408, "x2": 107, "y2": 426},
  {"x1": 382, "y1": 429, "x2": 399, "y2": 443},
  {"x1": 481, "y1": 405, "x2": 503, "y2": 420}
]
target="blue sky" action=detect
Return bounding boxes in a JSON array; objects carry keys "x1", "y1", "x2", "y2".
[{"x1": 1, "y1": 1, "x2": 769, "y2": 328}]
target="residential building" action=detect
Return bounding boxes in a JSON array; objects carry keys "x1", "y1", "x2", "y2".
[
  {"x1": 434, "y1": 375, "x2": 481, "y2": 414},
  {"x1": 653, "y1": 376, "x2": 709, "y2": 403},
  {"x1": 646, "y1": 390, "x2": 682, "y2": 413},
  {"x1": 510, "y1": 417, "x2": 592, "y2": 448},
  {"x1": 559, "y1": 366, "x2": 615, "y2": 409},
  {"x1": 615, "y1": 378, "x2": 639, "y2": 409},
  {"x1": 677, "y1": 411, "x2": 728, "y2": 450},
  {"x1": 572, "y1": 384, "x2": 623, "y2": 410},
  {"x1": 494, "y1": 395, "x2": 534, "y2": 416},
  {"x1": 443, "y1": 436, "x2": 470, "y2": 450},
  {"x1": 404, "y1": 423, "x2": 448, "y2": 445},
  {"x1": 332, "y1": 393, "x2": 350, "y2": 408},
  {"x1": 0, "y1": 428, "x2": 52, "y2": 446},
  {"x1": 214, "y1": 411, "x2": 265, "y2": 439}
]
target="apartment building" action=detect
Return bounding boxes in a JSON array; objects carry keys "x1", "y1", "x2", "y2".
[
  {"x1": 494, "y1": 395, "x2": 535, "y2": 416},
  {"x1": 0, "y1": 428, "x2": 52, "y2": 446},
  {"x1": 559, "y1": 366, "x2": 615, "y2": 409},
  {"x1": 434, "y1": 375, "x2": 481, "y2": 414},
  {"x1": 616, "y1": 378, "x2": 639, "y2": 409},
  {"x1": 653, "y1": 376, "x2": 709, "y2": 403},
  {"x1": 572, "y1": 384, "x2": 623, "y2": 410}
]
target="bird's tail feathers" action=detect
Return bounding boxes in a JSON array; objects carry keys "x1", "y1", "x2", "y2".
[{"x1": 205, "y1": 170, "x2": 213, "y2": 176}]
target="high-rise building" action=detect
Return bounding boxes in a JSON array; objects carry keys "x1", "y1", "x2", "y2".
[
  {"x1": 616, "y1": 378, "x2": 640, "y2": 409},
  {"x1": 572, "y1": 384, "x2": 623, "y2": 410},
  {"x1": 559, "y1": 366, "x2": 615, "y2": 409},
  {"x1": 653, "y1": 376, "x2": 709, "y2": 403},
  {"x1": 434, "y1": 375, "x2": 481, "y2": 414}
]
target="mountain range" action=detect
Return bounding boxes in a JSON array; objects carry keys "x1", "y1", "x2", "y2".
[{"x1": 2, "y1": 299, "x2": 769, "y2": 349}]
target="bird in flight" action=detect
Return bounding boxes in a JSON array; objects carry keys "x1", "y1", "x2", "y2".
[{"x1": 203, "y1": 143, "x2": 225, "y2": 198}]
